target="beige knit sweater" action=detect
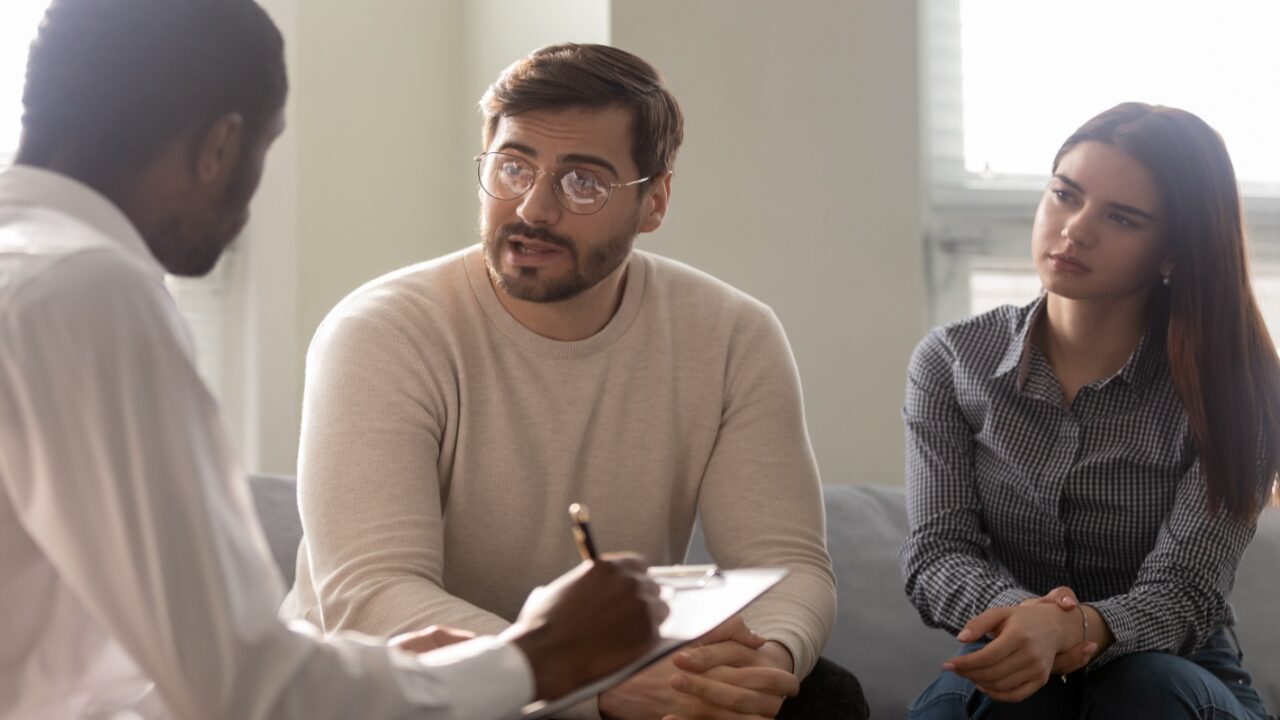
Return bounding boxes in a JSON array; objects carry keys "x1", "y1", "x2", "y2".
[{"x1": 281, "y1": 245, "x2": 835, "y2": 684}]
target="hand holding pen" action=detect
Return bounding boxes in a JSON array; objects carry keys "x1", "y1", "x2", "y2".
[{"x1": 493, "y1": 503, "x2": 667, "y2": 701}]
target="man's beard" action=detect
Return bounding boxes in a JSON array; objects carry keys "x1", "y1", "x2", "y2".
[
  {"x1": 149, "y1": 161, "x2": 257, "y2": 278},
  {"x1": 482, "y1": 218, "x2": 639, "y2": 303}
]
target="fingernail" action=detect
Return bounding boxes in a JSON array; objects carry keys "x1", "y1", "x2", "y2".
[
  {"x1": 942, "y1": 662, "x2": 956, "y2": 671},
  {"x1": 1085, "y1": 642, "x2": 1097, "y2": 653},
  {"x1": 1062, "y1": 597, "x2": 1077, "y2": 607},
  {"x1": 957, "y1": 629, "x2": 973, "y2": 642},
  {"x1": 676, "y1": 651, "x2": 694, "y2": 663}
]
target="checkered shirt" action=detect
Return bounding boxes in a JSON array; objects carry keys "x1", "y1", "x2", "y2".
[{"x1": 900, "y1": 296, "x2": 1261, "y2": 666}]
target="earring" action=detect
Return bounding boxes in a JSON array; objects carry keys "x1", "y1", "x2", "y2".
[{"x1": 1162, "y1": 273, "x2": 1172, "y2": 287}]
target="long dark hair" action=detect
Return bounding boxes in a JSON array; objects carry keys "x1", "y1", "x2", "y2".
[{"x1": 1054, "y1": 103, "x2": 1280, "y2": 520}]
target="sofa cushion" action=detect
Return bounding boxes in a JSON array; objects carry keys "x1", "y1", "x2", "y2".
[
  {"x1": 815, "y1": 484, "x2": 960, "y2": 718},
  {"x1": 248, "y1": 473, "x2": 303, "y2": 587},
  {"x1": 1235, "y1": 502, "x2": 1280, "y2": 709}
]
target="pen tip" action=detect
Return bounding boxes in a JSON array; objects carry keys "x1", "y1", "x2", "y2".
[{"x1": 569, "y1": 503, "x2": 589, "y2": 522}]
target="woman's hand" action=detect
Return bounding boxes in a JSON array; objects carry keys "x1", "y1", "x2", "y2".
[
  {"x1": 1019, "y1": 586, "x2": 1097, "y2": 675},
  {"x1": 945, "y1": 602, "x2": 1083, "y2": 702}
]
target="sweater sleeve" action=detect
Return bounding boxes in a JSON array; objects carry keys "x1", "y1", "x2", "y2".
[
  {"x1": 293, "y1": 303, "x2": 510, "y2": 638},
  {"x1": 696, "y1": 308, "x2": 837, "y2": 678}
]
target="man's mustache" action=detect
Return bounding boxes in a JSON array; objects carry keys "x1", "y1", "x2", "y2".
[{"x1": 499, "y1": 223, "x2": 574, "y2": 252}]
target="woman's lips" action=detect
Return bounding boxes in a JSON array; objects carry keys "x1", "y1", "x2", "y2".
[{"x1": 1048, "y1": 252, "x2": 1091, "y2": 273}]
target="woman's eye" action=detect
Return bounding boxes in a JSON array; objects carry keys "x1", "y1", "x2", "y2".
[{"x1": 1111, "y1": 213, "x2": 1137, "y2": 228}]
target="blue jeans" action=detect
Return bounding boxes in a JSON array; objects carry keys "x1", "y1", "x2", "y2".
[{"x1": 908, "y1": 628, "x2": 1274, "y2": 720}]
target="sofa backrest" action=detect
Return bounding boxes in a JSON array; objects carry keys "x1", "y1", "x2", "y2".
[{"x1": 249, "y1": 473, "x2": 302, "y2": 587}]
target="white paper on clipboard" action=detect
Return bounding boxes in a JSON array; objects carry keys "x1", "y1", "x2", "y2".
[{"x1": 519, "y1": 566, "x2": 789, "y2": 720}]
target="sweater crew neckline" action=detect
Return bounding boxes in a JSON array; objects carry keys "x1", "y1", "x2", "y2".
[{"x1": 463, "y1": 244, "x2": 648, "y2": 359}]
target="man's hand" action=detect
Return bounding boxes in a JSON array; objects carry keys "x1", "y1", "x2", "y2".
[
  {"x1": 600, "y1": 615, "x2": 799, "y2": 720},
  {"x1": 501, "y1": 553, "x2": 668, "y2": 703},
  {"x1": 1018, "y1": 586, "x2": 1096, "y2": 675},
  {"x1": 944, "y1": 602, "x2": 1081, "y2": 703},
  {"x1": 390, "y1": 625, "x2": 477, "y2": 654}
]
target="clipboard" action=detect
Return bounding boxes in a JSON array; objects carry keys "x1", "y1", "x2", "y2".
[{"x1": 519, "y1": 565, "x2": 789, "y2": 719}]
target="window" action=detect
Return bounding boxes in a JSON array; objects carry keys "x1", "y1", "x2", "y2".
[
  {"x1": 1, "y1": 0, "x2": 231, "y2": 402},
  {"x1": 959, "y1": 0, "x2": 1280, "y2": 186},
  {"x1": 924, "y1": 0, "x2": 1280, "y2": 327},
  {"x1": 0, "y1": 0, "x2": 48, "y2": 165}
]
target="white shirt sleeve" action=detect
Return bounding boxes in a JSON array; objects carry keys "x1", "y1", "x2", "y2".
[{"x1": 0, "y1": 248, "x2": 533, "y2": 720}]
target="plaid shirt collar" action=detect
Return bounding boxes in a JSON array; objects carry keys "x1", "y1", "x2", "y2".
[{"x1": 990, "y1": 294, "x2": 1164, "y2": 397}]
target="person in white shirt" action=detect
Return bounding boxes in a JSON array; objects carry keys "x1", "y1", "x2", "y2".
[{"x1": 0, "y1": 1, "x2": 667, "y2": 718}]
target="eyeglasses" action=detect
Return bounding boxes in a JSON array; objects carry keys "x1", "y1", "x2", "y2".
[{"x1": 475, "y1": 151, "x2": 651, "y2": 216}]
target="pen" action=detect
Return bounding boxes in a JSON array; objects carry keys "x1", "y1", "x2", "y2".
[{"x1": 568, "y1": 502, "x2": 599, "y2": 561}]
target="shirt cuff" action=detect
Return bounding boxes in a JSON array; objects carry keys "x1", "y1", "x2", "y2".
[
  {"x1": 393, "y1": 635, "x2": 535, "y2": 720},
  {"x1": 1083, "y1": 599, "x2": 1136, "y2": 668}
]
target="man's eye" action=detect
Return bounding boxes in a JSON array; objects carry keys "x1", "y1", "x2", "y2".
[
  {"x1": 501, "y1": 162, "x2": 528, "y2": 178},
  {"x1": 563, "y1": 170, "x2": 603, "y2": 195}
]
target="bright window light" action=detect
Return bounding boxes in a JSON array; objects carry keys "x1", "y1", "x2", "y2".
[
  {"x1": 960, "y1": 0, "x2": 1280, "y2": 185},
  {"x1": 0, "y1": 0, "x2": 51, "y2": 162},
  {"x1": 969, "y1": 269, "x2": 1041, "y2": 317}
]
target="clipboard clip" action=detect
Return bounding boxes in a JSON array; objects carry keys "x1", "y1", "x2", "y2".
[{"x1": 648, "y1": 564, "x2": 724, "y2": 590}]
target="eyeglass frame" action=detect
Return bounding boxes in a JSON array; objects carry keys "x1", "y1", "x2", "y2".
[{"x1": 474, "y1": 150, "x2": 653, "y2": 216}]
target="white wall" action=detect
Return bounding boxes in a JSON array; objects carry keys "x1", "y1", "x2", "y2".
[
  {"x1": 219, "y1": 0, "x2": 301, "y2": 474},
  {"x1": 611, "y1": 0, "x2": 926, "y2": 486},
  {"x1": 293, "y1": 0, "x2": 468, "y2": 416}
]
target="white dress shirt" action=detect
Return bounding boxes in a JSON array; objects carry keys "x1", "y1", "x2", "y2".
[{"x1": 0, "y1": 165, "x2": 534, "y2": 720}]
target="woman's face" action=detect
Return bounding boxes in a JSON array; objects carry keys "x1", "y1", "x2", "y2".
[{"x1": 1032, "y1": 140, "x2": 1168, "y2": 303}]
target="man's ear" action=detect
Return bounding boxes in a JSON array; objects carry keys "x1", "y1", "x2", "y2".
[
  {"x1": 637, "y1": 171, "x2": 673, "y2": 234},
  {"x1": 195, "y1": 113, "x2": 245, "y2": 185}
]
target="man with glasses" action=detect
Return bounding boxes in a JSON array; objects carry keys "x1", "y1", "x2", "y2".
[{"x1": 284, "y1": 44, "x2": 854, "y2": 720}]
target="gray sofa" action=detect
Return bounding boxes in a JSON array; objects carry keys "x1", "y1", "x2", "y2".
[{"x1": 249, "y1": 476, "x2": 1279, "y2": 718}]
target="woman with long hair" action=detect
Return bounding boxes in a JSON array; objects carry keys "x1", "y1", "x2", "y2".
[{"x1": 901, "y1": 103, "x2": 1278, "y2": 719}]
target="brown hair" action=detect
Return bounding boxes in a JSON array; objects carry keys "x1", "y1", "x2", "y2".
[
  {"x1": 479, "y1": 43, "x2": 683, "y2": 184},
  {"x1": 1054, "y1": 102, "x2": 1280, "y2": 520}
]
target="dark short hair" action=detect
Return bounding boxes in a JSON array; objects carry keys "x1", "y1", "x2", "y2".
[
  {"x1": 480, "y1": 43, "x2": 683, "y2": 183},
  {"x1": 18, "y1": 0, "x2": 287, "y2": 180}
]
